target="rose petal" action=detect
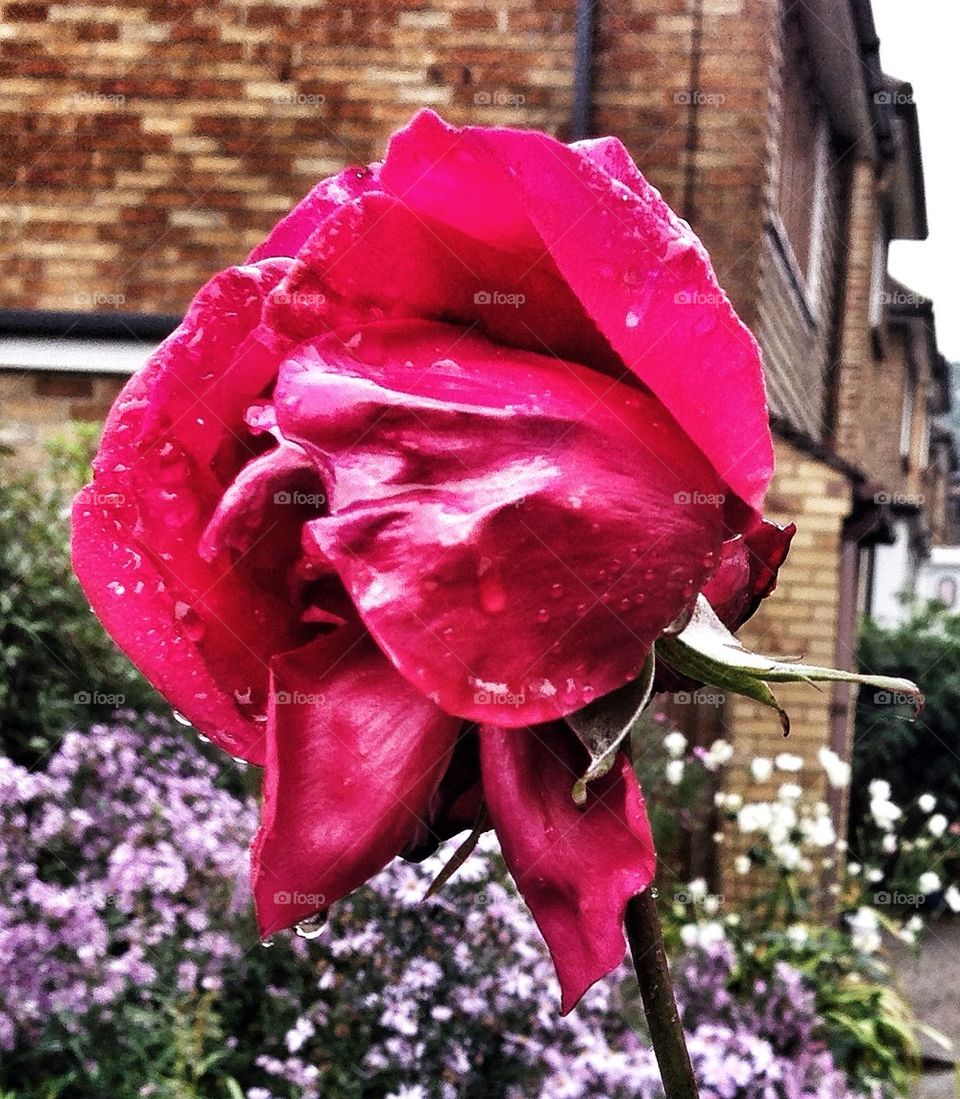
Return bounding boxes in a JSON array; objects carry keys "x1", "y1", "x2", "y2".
[
  {"x1": 480, "y1": 722, "x2": 656, "y2": 1013},
  {"x1": 275, "y1": 320, "x2": 726, "y2": 726},
  {"x1": 252, "y1": 633, "x2": 459, "y2": 935},
  {"x1": 703, "y1": 520, "x2": 796, "y2": 630},
  {"x1": 265, "y1": 188, "x2": 620, "y2": 371},
  {"x1": 246, "y1": 163, "x2": 382, "y2": 264},
  {"x1": 380, "y1": 110, "x2": 774, "y2": 511},
  {"x1": 72, "y1": 262, "x2": 297, "y2": 762}
]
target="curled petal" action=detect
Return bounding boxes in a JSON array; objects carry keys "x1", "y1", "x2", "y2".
[
  {"x1": 380, "y1": 110, "x2": 774, "y2": 511},
  {"x1": 72, "y1": 262, "x2": 296, "y2": 762},
  {"x1": 481, "y1": 723, "x2": 656, "y2": 1013},
  {"x1": 246, "y1": 163, "x2": 382, "y2": 264},
  {"x1": 252, "y1": 634, "x2": 460, "y2": 936},
  {"x1": 702, "y1": 520, "x2": 796, "y2": 630},
  {"x1": 275, "y1": 320, "x2": 725, "y2": 726}
]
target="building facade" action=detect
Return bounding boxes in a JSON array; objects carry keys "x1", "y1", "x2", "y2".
[{"x1": 1, "y1": 0, "x2": 952, "y2": 876}]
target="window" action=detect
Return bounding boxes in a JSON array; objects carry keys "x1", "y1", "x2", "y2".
[
  {"x1": 776, "y1": 13, "x2": 830, "y2": 297},
  {"x1": 868, "y1": 229, "x2": 887, "y2": 331},
  {"x1": 899, "y1": 378, "x2": 915, "y2": 461}
]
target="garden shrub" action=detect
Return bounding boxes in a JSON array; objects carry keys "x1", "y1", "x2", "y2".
[{"x1": 0, "y1": 433, "x2": 162, "y2": 767}]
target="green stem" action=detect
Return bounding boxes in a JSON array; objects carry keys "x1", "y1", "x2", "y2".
[{"x1": 625, "y1": 889, "x2": 700, "y2": 1099}]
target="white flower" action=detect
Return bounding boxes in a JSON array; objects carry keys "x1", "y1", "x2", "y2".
[
  {"x1": 778, "y1": 783, "x2": 802, "y2": 802},
  {"x1": 870, "y1": 797, "x2": 902, "y2": 831},
  {"x1": 663, "y1": 731, "x2": 687, "y2": 758},
  {"x1": 882, "y1": 834, "x2": 898, "y2": 854},
  {"x1": 847, "y1": 907, "x2": 881, "y2": 954},
  {"x1": 907, "y1": 915, "x2": 924, "y2": 933},
  {"x1": 817, "y1": 747, "x2": 851, "y2": 788},
  {"x1": 919, "y1": 871, "x2": 942, "y2": 895},
  {"x1": 869, "y1": 779, "x2": 891, "y2": 802},
  {"x1": 687, "y1": 878, "x2": 708, "y2": 901},
  {"x1": 737, "y1": 802, "x2": 773, "y2": 833},
  {"x1": 801, "y1": 814, "x2": 836, "y2": 848},
  {"x1": 284, "y1": 1016, "x2": 316, "y2": 1053},
  {"x1": 775, "y1": 752, "x2": 803, "y2": 773},
  {"x1": 918, "y1": 793, "x2": 937, "y2": 813},
  {"x1": 734, "y1": 855, "x2": 752, "y2": 875},
  {"x1": 866, "y1": 868, "x2": 883, "y2": 883},
  {"x1": 703, "y1": 894, "x2": 720, "y2": 915},
  {"x1": 929, "y1": 814, "x2": 948, "y2": 838},
  {"x1": 750, "y1": 757, "x2": 774, "y2": 783},
  {"x1": 848, "y1": 862, "x2": 862, "y2": 877},
  {"x1": 786, "y1": 924, "x2": 809, "y2": 947},
  {"x1": 714, "y1": 791, "x2": 743, "y2": 811},
  {"x1": 702, "y1": 738, "x2": 734, "y2": 772},
  {"x1": 665, "y1": 759, "x2": 685, "y2": 786},
  {"x1": 679, "y1": 921, "x2": 725, "y2": 950},
  {"x1": 944, "y1": 885, "x2": 960, "y2": 912}
]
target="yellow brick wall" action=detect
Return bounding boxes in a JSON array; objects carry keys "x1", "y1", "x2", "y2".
[{"x1": 717, "y1": 435, "x2": 854, "y2": 893}]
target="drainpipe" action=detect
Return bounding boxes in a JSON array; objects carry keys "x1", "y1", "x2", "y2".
[
  {"x1": 681, "y1": 0, "x2": 705, "y2": 224},
  {"x1": 570, "y1": 0, "x2": 595, "y2": 140}
]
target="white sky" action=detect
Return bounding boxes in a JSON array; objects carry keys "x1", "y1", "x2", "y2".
[{"x1": 872, "y1": 0, "x2": 959, "y2": 361}]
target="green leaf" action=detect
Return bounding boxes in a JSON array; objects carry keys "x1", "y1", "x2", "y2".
[
  {"x1": 659, "y1": 596, "x2": 922, "y2": 731},
  {"x1": 566, "y1": 651, "x2": 656, "y2": 805}
]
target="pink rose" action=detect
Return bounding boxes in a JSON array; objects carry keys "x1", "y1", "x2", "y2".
[{"x1": 73, "y1": 111, "x2": 790, "y2": 1011}]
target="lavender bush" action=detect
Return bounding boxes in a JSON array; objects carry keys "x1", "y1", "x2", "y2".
[{"x1": 0, "y1": 713, "x2": 868, "y2": 1098}]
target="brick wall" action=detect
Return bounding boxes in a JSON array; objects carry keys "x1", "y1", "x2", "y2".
[
  {"x1": 1, "y1": 0, "x2": 576, "y2": 316},
  {"x1": 0, "y1": 369, "x2": 124, "y2": 467},
  {"x1": 718, "y1": 436, "x2": 855, "y2": 894}
]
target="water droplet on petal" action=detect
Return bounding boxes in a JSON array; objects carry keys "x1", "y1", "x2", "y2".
[
  {"x1": 172, "y1": 710, "x2": 192, "y2": 727},
  {"x1": 107, "y1": 581, "x2": 125, "y2": 596},
  {"x1": 536, "y1": 608, "x2": 550, "y2": 624},
  {"x1": 260, "y1": 937, "x2": 275, "y2": 949},
  {"x1": 294, "y1": 913, "x2": 326, "y2": 940},
  {"x1": 582, "y1": 685, "x2": 596, "y2": 703},
  {"x1": 550, "y1": 582, "x2": 563, "y2": 599}
]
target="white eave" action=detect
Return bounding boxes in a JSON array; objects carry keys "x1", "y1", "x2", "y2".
[{"x1": 0, "y1": 335, "x2": 158, "y2": 376}]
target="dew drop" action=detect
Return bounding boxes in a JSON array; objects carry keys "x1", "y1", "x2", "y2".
[
  {"x1": 294, "y1": 913, "x2": 326, "y2": 940},
  {"x1": 644, "y1": 569, "x2": 655, "y2": 582},
  {"x1": 625, "y1": 310, "x2": 640, "y2": 328},
  {"x1": 635, "y1": 593, "x2": 647, "y2": 606},
  {"x1": 550, "y1": 582, "x2": 564, "y2": 599},
  {"x1": 107, "y1": 581, "x2": 125, "y2": 596},
  {"x1": 172, "y1": 710, "x2": 192, "y2": 727},
  {"x1": 619, "y1": 597, "x2": 632, "y2": 611},
  {"x1": 536, "y1": 608, "x2": 550, "y2": 624},
  {"x1": 260, "y1": 937, "x2": 275, "y2": 949},
  {"x1": 582, "y1": 685, "x2": 596, "y2": 703}
]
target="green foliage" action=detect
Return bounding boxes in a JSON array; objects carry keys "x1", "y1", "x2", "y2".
[
  {"x1": 852, "y1": 604, "x2": 960, "y2": 828},
  {"x1": 0, "y1": 429, "x2": 162, "y2": 766}
]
